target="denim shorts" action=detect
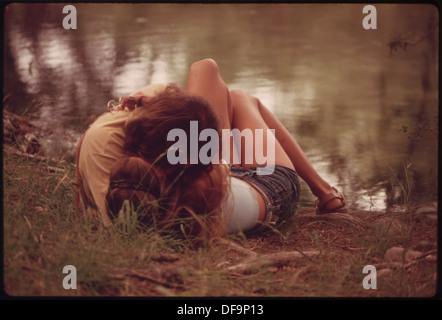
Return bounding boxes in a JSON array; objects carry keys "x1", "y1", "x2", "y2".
[{"x1": 229, "y1": 164, "x2": 301, "y2": 232}]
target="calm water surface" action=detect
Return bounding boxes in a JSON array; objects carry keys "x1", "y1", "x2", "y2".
[{"x1": 4, "y1": 3, "x2": 439, "y2": 210}]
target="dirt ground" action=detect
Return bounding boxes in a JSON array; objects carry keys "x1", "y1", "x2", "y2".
[
  {"x1": 3, "y1": 110, "x2": 439, "y2": 298},
  {"x1": 104, "y1": 205, "x2": 439, "y2": 298}
]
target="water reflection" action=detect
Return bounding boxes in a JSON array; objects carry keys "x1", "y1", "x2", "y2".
[{"x1": 3, "y1": 3, "x2": 438, "y2": 210}]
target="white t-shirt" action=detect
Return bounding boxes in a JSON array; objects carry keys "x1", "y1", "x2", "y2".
[{"x1": 222, "y1": 177, "x2": 259, "y2": 233}]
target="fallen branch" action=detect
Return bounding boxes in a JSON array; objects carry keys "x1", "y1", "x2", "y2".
[
  {"x1": 107, "y1": 267, "x2": 184, "y2": 289},
  {"x1": 224, "y1": 250, "x2": 321, "y2": 274},
  {"x1": 318, "y1": 212, "x2": 367, "y2": 228},
  {"x1": 151, "y1": 253, "x2": 180, "y2": 263},
  {"x1": 376, "y1": 257, "x2": 436, "y2": 271},
  {"x1": 3, "y1": 145, "x2": 69, "y2": 173},
  {"x1": 377, "y1": 248, "x2": 437, "y2": 271}
]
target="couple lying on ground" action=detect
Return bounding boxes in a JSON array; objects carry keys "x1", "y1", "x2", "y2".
[{"x1": 74, "y1": 59, "x2": 348, "y2": 242}]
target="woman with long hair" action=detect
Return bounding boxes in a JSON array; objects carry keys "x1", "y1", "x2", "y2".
[
  {"x1": 105, "y1": 84, "x2": 229, "y2": 241},
  {"x1": 74, "y1": 59, "x2": 347, "y2": 242}
]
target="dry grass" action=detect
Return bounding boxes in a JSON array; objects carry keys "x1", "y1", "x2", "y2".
[{"x1": 3, "y1": 148, "x2": 439, "y2": 301}]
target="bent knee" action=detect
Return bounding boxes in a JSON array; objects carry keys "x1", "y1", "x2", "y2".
[
  {"x1": 230, "y1": 89, "x2": 250, "y2": 100},
  {"x1": 189, "y1": 58, "x2": 220, "y2": 77},
  {"x1": 230, "y1": 89, "x2": 260, "y2": 111}
]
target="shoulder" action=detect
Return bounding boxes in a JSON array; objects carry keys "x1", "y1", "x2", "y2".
[
  {"x1": 80, "y1": 111, "x2": 130, "y2": 161},
  {"x1": 89, "y1": 110, "x2": 131, "y2": 130},
  {"x1": 83, "y1": 111, "x2": 129, "y2": 142}
]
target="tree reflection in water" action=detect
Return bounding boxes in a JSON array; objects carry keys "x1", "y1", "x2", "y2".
[{"x1": 3, "y1": 3, "x2": 438, "y2": 210}]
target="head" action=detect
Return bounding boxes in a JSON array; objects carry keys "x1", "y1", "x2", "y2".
[
  {"x1": 106, "y1": 156, "x2": 168, "y2": 227},
  {"x1": 123, "y1": 84, "x2": 222, "y2": 174},
  {"x1": 106, "y1": 84, "x2": 229, "y2": 243},
  {"x1": 106, "y1": 155, "x2": 229, "y2": 243}
]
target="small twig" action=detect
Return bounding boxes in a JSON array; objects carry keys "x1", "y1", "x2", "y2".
[
  {"x1": 151, "y1": 253, "x2": 180, "y2": 263},
  {"x1": 218, "y1": 239, "x2": 258, "y2": 258},
  {"x1": 377, "y1": 260, "x2": 422, "y2": 271},
  {"x1": 377, "y1": 249, "x2": 437, "y2": 270},
  {"x1": 23, "y1": 215, "x2": 40, "y2": 243},
  {"x1": 389, "y1": 22, "x2": 439, "y2": 52},
  {"x1": 53, "y1": 171, "x2": 70, "y2": 194},
  {"x1": 414, "y1": 249, "x2": 438, "y2": 261},
  {"x1": 341, "y1": 246, "x2": 367, "y2": 252}
]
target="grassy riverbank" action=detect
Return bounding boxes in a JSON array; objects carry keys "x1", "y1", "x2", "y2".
[{"x1": 3, "y1": 146, "x2": 438, "y2": 298}]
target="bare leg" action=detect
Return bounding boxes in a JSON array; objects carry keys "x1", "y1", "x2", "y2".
[
  {"x1": 186, "y1": 59, "x2": 345, "y2": 212},
  {"x1": 186, "y1": 59, "x2": 238, "y2": 163},
  {"x1": 229, "y1": 89, "x2": 294, "y2": 170},
  {"x1": 186, "y1": 59, "x2": 267, "y2": 220},
  {"x1": 229, "y1": 90, "x2": 343, "y2": 211},
  {"x1": 186, "y1": 59, "x2": 291, "y2": 170}
]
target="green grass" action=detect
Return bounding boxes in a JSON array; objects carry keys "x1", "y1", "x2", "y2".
[{"x1": 3, "y1": 149, "x2": 438, "y2": 298}]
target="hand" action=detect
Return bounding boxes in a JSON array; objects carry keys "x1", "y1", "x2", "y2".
[{"x1": 118, "y1": 95, "x2": 154, "y2": 110}]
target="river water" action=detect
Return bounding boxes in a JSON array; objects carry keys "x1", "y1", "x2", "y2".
[{"x1": 4, "y1": 3, "x2": 439, "y2": 210}]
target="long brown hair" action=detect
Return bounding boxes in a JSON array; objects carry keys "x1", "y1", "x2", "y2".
[{"x1": 106, "y1": 84, "x2": 229, "y2": 243}]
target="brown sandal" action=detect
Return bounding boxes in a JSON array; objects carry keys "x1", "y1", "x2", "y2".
[{"x1": 315, "y1": 187, "x2": 348, "y2": 214}]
